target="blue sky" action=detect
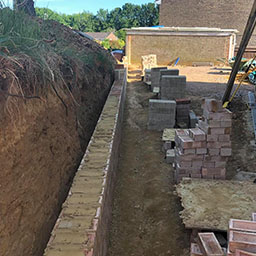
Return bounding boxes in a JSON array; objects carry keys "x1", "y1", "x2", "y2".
[{"x1": 3, "y1": 0, "x2": 155, "y2": 14}]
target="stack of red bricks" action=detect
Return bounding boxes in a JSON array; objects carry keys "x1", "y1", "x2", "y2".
[
  {"x1": 191, "y1": 213, "x2": 256, "y2": 256},
  {"x1": 174, "y1": 98, "x2": 232, "y2": 183},
  {"x1": 227, "y1": 214, "x2": 256, "y2": 255}
]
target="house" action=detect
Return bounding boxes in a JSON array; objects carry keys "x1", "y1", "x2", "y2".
[
  {"x1": 158, "y1": 0, "x2": 256, "y2": 56},
  {"x1": 85, "y1": 32, "x2": 118, "y2": 42}
]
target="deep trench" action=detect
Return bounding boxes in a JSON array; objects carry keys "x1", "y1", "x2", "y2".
[{"x1": 107, "y1": 78, "x2": 190, "y2": 256}]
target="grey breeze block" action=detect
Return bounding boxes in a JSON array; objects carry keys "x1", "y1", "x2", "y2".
[
  {"x1": 148, "y1": 99, "x2": 176, "y2": 131},
  {"x1": 150, "y1": 67, "x2": 167, "y2": 92},
  {"x1": 160, "y1": 75, "x2": 186, "y2": 100}
]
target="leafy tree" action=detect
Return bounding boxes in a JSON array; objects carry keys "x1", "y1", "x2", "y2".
[
  {"x1": 115, "y1": 29, "x2": 126, "y2": 42},
  {"x1": 35, "y1": 3, "x2": 159, "y2": 34}
]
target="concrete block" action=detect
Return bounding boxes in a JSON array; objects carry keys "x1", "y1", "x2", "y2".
[
  {"x1": 160, "y1": 75, "x2": 186, "y2": 100},
  {"x1": 151, "y1": 67, "x2": 167, "y2": 91},
  {"x1": 229, "y1": 231, "x2": 256, "y2": 253},
  {"x1": 229, "y1": 219, "x2": 256, "y2": 233},
  {"x1": 166, "y1": 149, "x2": 175, "y2": 164},
  {"x1": 148, "y1": 99, "x2": 176, "y2": 131},
  {"x1": 189, "y1": 110, "x2": 198, "y2": 128},
  {"x1": 160, "y1": 69, "x2": 179, "y2": 77},
  {"x1": 162, "y1": 141, "x2": 173, "y2": 152},
  {"x1": 197, "y1": 233, "x2": 224, "y2": 256}
]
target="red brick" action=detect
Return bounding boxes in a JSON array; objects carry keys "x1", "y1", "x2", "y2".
[
  {"x1": 176, "y1": 98, "x2": 191, "y2": 104},
  {"x1": 202, "y1": 99, "x2": 223, "y2": 113},
  {"x1": 208, "y1": 120, "x2": 221, "y2": 128},
  {"x1": 208, "y1": 148, "x2": 220, "y2": 156},
  {"x1": 181, "y1": 148, "x2": 196, "y2": 155},
  {"x1": 189, "y1": 128, "x2": 206, "y2": 141},
  {"x1": 221, "y1": 120, "x2": 232, "y2": 128},
  {"x1": 203, "y1": 161, "x2": 215, "y2": 168},
  {"x1": 207, "y1": 134, "x2": 219, "y2": 142},
  {"x1": 192, "y1": 160, "x2": 203, "y2": 168},
  {"x1": 220, "y1": 148, "x2": 232, "y2": 156},
  {"x1": 190, "y1": 174, "x2": 202, "y2": 179},
  {"x1": 210, "y1": 128, "x2": 226, "y2": 135},
  {"x1": 229, "y1": 219, "x2": 256, "y2": 233},
  {"x1": 196, "y1": 148, "x2": 207, "y2": 155},
  {"x1": 191, "y1": 242, "x2": 203, "y2": 255},
  {"x1": 218, "y1": 134, "x2": 231, "y2": 142},
  {"x1": 229, "y1": 230, "x2": 256, "y2": 253},
  {"x1": 197, "y1": 232, "x2": 224, "y2": 256},
  {"x1": 215, "y1": 161, "x2": 226, "y2": 168},
  {"x1": 235, "y1": 249, "x2": 256, "y2": 255}
]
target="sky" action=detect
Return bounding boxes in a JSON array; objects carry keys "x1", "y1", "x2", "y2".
[{"x1": 2, "y1": 0, "x2": 155, "y2": 14}]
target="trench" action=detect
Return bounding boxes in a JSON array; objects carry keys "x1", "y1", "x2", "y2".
[{"x1": 107, "y1": 77, "x2": 190, "y2": 256}]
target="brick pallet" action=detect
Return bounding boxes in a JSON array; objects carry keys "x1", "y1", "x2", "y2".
[
  {"x1": 174, "y1": 99, "x2": 232, "y2": 183},
  {"x1": 191, "y1": 214, "x2": 256, "y2": 255}
]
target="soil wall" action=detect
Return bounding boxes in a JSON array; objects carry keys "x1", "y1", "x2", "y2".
[
  {"x1": 0, "y1": 66, "x2": 114, "y2": 256},
  {"x1": 43, "y1": 69, "x2": 127, "y2": 256}
]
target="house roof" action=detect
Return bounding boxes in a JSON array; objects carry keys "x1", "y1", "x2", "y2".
[{"x1": 85, "y1": 32, "x2": 117, "y2": 41}]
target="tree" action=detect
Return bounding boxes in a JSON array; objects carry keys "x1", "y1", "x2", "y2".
[{"x1": 13, "y1": 0, "x2": 36, "y2": 16}]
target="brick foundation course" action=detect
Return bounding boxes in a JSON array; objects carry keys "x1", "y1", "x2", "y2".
[
  {"x1": 174, "y1": 99, "x2": 232, "y2": 183},
  {"x1": 43, "y1": 70, "x2": 127, "y2": 256}
]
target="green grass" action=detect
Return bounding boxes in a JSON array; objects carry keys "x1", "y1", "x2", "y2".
[{"x1": 0, "y1": 7, "x2": 114, "y2": 104}]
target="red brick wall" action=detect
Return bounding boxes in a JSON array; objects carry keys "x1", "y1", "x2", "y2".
[{"x1": 159, "y1": 0, "x2": 256, "y2": 46}]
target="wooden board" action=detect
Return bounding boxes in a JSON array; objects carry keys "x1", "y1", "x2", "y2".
[{"x1": 176, "y1": 178, "x2": 256, "y2": 231}]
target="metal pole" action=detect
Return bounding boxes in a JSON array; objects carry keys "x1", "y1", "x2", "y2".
[{"x1": 222, "y1": 1, "x2": 256, "y2": 104}]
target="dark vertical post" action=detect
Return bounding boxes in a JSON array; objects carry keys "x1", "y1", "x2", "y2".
[{"x1": 222, "y1": 1, "x2": 256, "y2": 104}]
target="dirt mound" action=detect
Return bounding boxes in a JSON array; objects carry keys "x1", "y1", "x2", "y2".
[{"x1": 0, "y1": 8, "x2": 115, "y2": 256}]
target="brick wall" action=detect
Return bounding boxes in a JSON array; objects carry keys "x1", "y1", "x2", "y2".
[
  {"x1": 43, "y1": 70, "x2": 127, "y2": 256},
  {"x1": 128, "y1": 34, "x2": 231, "y2": 65},
  {"x1": 160, "y1": 0, "x2": 256, "y2": 46}
]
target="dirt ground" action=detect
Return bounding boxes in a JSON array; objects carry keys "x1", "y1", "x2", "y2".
[{"x1": 107, "y1": 66, "x2": 256, "y2": 256}]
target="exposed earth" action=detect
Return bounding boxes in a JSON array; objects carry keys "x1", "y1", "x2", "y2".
[{"x1": 107, "y1": 66, "x2": 256, "y2": 256}]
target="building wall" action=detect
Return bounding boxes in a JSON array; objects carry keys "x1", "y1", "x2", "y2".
[
  {"x1": 128, "y1": 34, "x2": 231, "y2": 65},
  {"x1": 106, "y1": 33, "x2": 118, "y2": 41},
  {"x1": 159, "y1": 0, "x2": 256, "y2": 46}
]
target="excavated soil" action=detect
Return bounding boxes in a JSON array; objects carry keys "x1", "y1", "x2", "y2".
[
  {"x1": 108, "y1": 66, "x2": 256, "y2": 256},
  {"x1": 0, "y1": 17, "x2": 115, "y2": 256}
]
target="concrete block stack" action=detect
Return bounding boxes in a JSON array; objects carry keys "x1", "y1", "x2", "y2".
[
  {"x1": 151, "y1": 67, "x2": 167, "y2": 92},
  {"x1": 160, "y1": 69, "x2": 179, "y2": 77},
  {"x1": 160, "y1": 75, "x2": 186, "y2": 100},
  {"x1": 144, "y1": 69, "x2": 151, "y2": 83},
  {"x1": 141, "y1": 54, "x2": 157, "y2": 76},
  {"x1": 176, "y1": 98, "x2": 191, "y2": 127},
  {"x1": 148, "y1": 99, "x2": 176, "y2": 131},
  {"x1": 174, "y1": 99, "x2": 232, "y2": 183}
]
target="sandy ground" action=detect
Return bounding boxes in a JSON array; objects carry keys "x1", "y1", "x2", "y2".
[{"x1": 107, "y1": 66, "x2": 256, "y2": 256}]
